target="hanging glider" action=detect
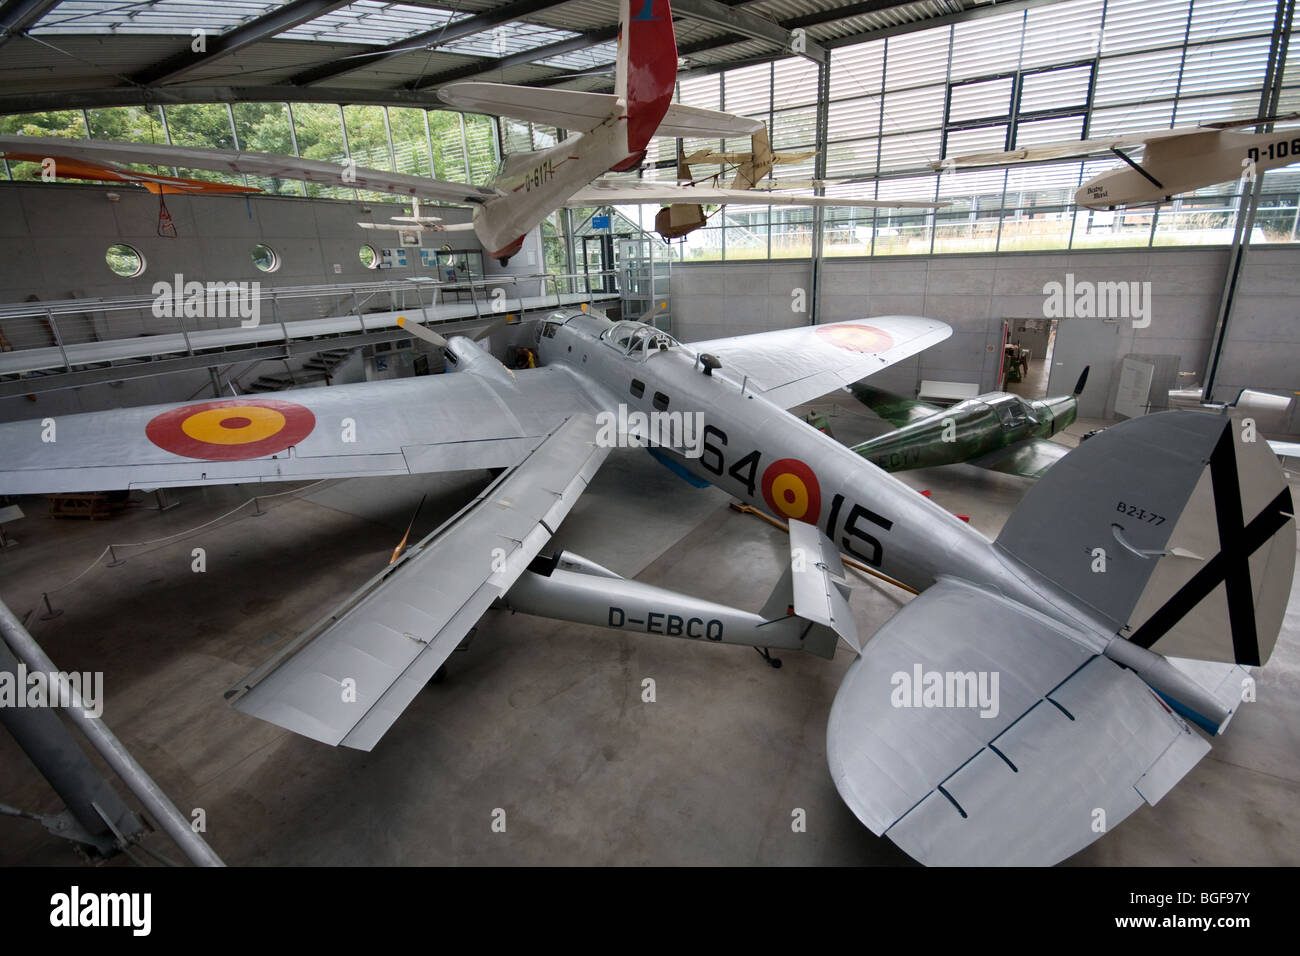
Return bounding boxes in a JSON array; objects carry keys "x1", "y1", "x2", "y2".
[
  {"x1": 934, "y1": 113, "x2": 1300, "y2": 208},
  {"x1": 0, "y1": 0, "x2": 939, "y2": 265}
]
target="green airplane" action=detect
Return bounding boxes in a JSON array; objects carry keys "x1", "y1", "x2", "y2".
[{"x1": 842, "y1": 367, "x2": 1090, "y2": 479}]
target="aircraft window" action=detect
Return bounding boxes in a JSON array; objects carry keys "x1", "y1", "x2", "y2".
[
  {"x1": 630, "y1": 379, "x2": 645, "y2": 398},
  {"x1": 653, "y1": 391, "x2": 669, "y2": 411},
  {"x1": 359, "y1": 244, "x2": 378, "y2": 269},
  {"x1": 541, "y1": 322, "x2": 560, "y2": 339}
]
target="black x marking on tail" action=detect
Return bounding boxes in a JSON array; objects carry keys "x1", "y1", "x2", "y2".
[{"x1": 1130, "y1": 423, "x2": 1293, "y2": 666}]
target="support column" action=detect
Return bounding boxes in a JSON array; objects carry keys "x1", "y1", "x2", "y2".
[
  {"x1": 809, "y1": 55, "x2": 832, "y2": 327},
  {"x1": 1202, "y1": 0, "x2": 1294, "y2": 401}
]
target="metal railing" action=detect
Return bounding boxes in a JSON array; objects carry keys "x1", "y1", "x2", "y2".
[{"x1": 0, "y1": 271, "x2": 621, "y2": 376}]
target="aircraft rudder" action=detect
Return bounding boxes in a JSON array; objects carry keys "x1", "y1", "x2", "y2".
[{"x1": 620, "y1": 0, "x2": 677, "y2": 153}]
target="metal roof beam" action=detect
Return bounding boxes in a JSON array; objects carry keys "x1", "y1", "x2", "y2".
[
  {"x1": 405, "y1": 26, "x2": 620, "y2": 92},
  {"x1": 131, "y1": 0, "x2": 352, "y2": 86},
  {"x1": 0, "y1": 85, "x2": 457, "y2": 115},
  {"x1": 289, "y1": 0, "x2": 577, "y2": 87},
  {"x1": 0, "y1": 0, "x2": 62, "y2": 50},
  {"x1": 673, "y1": 0, "x2": 825, "y2": 62}
]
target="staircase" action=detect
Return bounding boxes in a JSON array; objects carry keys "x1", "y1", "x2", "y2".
[{"x1": 245, "y1": 348, "x2": 354, "y2": 393}]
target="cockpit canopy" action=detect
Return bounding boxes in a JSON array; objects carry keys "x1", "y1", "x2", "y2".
[
  {"x1": 986, "y1": 393, "x2": 1039, "y2": 428},
  {"x1": 600, "y1": 320, "x2": 679, "y2": 357}
]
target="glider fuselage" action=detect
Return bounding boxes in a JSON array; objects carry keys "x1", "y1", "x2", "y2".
[
  {"x1": 474, "y1": 117, "x2": 634, "y2": 260},
  {"x1": 1077, "y1": 128, "x2": 1300, "y2": 208}
]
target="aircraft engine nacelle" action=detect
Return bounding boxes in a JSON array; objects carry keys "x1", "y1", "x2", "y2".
[{"x1": 440, "y1": 335, "x2": 516, "y2": 386}]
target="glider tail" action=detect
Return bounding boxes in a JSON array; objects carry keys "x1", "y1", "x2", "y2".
[{"x1": 616, "y1": 0, "x2": 677, "y2": 154}]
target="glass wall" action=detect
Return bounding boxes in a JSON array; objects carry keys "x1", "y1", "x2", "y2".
[
  {"x1": 0, "y1": 101, "x2": 500, "y2": 204},
  {"x1": 662, "y1": 0, "x2": 1300, "y2": 260}
]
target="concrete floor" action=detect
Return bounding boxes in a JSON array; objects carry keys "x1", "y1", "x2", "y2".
[{"x1": 1, "y1": 392, "x2": 1297, "y2": 866}]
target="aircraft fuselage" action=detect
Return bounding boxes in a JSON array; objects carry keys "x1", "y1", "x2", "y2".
[
  {"x1": 850, "y1": 392, "x2": 1077, "y2": 473},
  {"x1": 474, "y1": 115, "x2": 635, "y2": 259},
  {"x1": 533, "y1": 309, "x2": 1114, "y2": 647}
]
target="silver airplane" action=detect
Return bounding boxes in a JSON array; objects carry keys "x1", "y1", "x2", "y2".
[{"x1": 0, "y1": 307, "x2": 1292, "y2": 865}]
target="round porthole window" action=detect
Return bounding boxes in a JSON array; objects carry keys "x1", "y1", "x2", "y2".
[
  {"x1": 251, "y1": 243, "x2": 280, "y2": 273},
  {"x1": 105, "y1": 243, "x2": 145, "y2": 278},
  {"x1": 359, "y1": 244, "x2": 378, "y2": 269}
]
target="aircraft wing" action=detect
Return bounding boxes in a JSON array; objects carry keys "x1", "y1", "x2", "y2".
[
  {"x1": 437, "y1": 83, "x2": 762, "y2": 137},
  {"x1": 934, "y1": 128, "x2": 1193, "y2": 168},
  {"x1": 688, "y1": 316, "x2": 952, "y2": 410},
  {"x1": 1269, "y1": 439, "x2": 1300, "y2": 459},
  {"x1": 0, "y1": 135, "x2": 501, "y2": 206},
  {"x1": 227, "y1": 414, "x2": 608, "y2": 750},
  {"x1": 0, "y1": 363, "x2": 598, "y2": 494},
  {"x1": 846, "y1": 382, "x2": 943, "y2": 427},
  {"x1": 969, "y1": 437, "x2": 1071, "y2": 480},
  {"x1": 567, "y1": 179, "x2": 945, "y2": 209},
  {"x1": 827, "y1": 576, "x2": 1211, "y2": 865}
]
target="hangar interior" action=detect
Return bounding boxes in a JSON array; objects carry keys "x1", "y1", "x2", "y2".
[{"x1": 0, "y1": 0, "x2": 1297, "y2": 867}]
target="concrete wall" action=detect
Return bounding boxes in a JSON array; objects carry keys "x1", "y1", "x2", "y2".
[
  {"x1": 671, "y1": 245, "x2": 1300, "y2": 419},
  {"x1": 0, "y1": 180, "x2": 500, "y2": 421},
  {"x1": 0, "y1": 180, "x2": 481, "y2": 303}
]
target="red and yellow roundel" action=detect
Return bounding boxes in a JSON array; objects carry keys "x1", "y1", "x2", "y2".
[
  {"x1": 815, "y1": 323, "x2": 894, "y2": 354},
  {"x1": 761, "y1": 458, "x2": 822, "y2": 523},
  {"x1": 146, "y1": 398, "x2": 315, "y2": 461}
]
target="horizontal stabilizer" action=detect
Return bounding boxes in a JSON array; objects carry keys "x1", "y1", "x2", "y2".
[
  {"x1": 787, "y1": 519, "x2": 859, "y2": 652},
  {"x1": 827, "y1": 577, "x2": 1210, "y2": 866},
  {"x1": 227, "y1": 414, "x2": 607, "y2": 750}
]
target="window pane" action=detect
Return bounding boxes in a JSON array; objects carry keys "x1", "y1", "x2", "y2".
[
  {"x1": 291, "y1": 103, "x2": 352, "y2": 199},
  {"x1": 388, "y1": 108, "x2": 432, "y2": 178},
  {"x1": 233, "y1": 103, "x2": 300, "y2": 195},
  {"x1": 343, "y1": 104, "x2": 392, "y2": 172}
]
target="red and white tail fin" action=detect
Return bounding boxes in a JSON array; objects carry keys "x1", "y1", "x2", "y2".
[{"x1": 615, "y1": 0, "x2": 677, "y2": 153}]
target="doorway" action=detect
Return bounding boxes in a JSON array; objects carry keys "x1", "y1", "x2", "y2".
[{"x1": 1003, "y1": 318, "x2": 1057, "y2": 398}]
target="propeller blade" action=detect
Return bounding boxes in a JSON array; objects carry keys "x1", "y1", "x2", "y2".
[
  {"x1": 396, "y1": 315, "x2": 448, "y2": 348},
  {"x1": 1073, "y1": 365, "x2": 1091, "y2": 396},
  {"x1": 638, "y1": 300, "x2": 669, "y2": 323},
  {"x1": 470, "y1": 314, "x2": 512, "y2": 341}
]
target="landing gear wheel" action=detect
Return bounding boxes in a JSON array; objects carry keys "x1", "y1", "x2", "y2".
[
  {"x1": 755, "y1": 647, "x2": 782, "y2": 669},
  {"x1": 497, "y1": 257, "x2": 510, "y2": 266}
]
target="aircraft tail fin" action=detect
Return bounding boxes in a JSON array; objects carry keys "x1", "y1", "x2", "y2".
[
  {"x1": 616, "y1": 0, "x2": 677, "y2": 153},
  {"x1": 994, "y1": 409, "x2": 1295, "y2": 667}
]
